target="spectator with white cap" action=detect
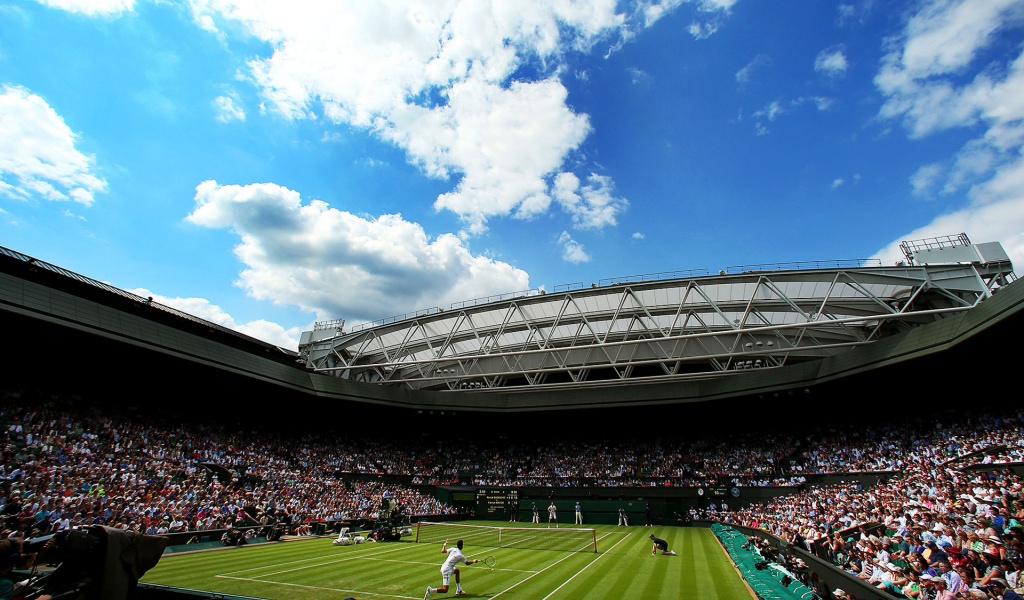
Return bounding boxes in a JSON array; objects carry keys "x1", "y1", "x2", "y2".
[
  {"x1": 934, "y1": 576, "x2": 959, "y2": 599},
  {"x1": 877, "y1": 562, "x2": 909, "y2": 595}
]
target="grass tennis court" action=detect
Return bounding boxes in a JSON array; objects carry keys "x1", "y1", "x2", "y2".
[{"x1": 140, "y1": 522, "x2": 754, "y2": 599}]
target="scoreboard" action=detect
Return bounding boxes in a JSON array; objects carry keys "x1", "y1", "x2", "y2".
[{"x1": 476, "y1": 488, "x2": 518, "y2": 517}]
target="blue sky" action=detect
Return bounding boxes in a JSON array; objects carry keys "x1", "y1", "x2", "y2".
[{"x1": 2, "y1": 0, "x2": 1023, "y2": 350}]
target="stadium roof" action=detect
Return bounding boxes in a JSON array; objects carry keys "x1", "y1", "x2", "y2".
[
  {"x1": 299, "y1": 234, "x2": 1016, "y2": 394},
  {"x1": 2, "y1": 234, "x2": 1021, "y2": 416}
]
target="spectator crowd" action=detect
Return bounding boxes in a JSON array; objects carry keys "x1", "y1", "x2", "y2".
[{"x1": 0, "y1": 385, "x2": 1022, "y2": 599}]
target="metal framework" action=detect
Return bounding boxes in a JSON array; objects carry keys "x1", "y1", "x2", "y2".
[{"x1": 299, "y1": 236, "x2": 1015, "y2": 393}]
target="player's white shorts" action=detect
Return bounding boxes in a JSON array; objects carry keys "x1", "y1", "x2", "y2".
[{"x1": 440, "y1": 567, "x2": 454, "y2": 586}]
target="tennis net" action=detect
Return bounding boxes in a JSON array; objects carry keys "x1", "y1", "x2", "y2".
[{"x1": 414, "y1": 521, "x2": 598, "y2": 553}]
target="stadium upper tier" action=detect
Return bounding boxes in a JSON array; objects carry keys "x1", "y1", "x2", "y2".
[{"x1": 299, "y1": 234, "x2": 1016, "y2": 393}]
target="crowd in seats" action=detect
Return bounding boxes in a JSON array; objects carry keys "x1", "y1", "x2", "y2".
[
  {"x1": 0, "y1": 389, "x2": 458, "y2": 540},
  {"x1": 699, "y1": 409, "x2": 1024, "y2": 600},
  {"x1": 1, "y1": 383, "x2": 1023, "y2": 598}
]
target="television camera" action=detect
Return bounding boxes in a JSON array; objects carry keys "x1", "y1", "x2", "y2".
[
  {"x1": 370, "y1": 498, "x2": 411, "y2": 542},
  {"x1": 13, "y1": 525, "x2": 168, "y2": 600}
]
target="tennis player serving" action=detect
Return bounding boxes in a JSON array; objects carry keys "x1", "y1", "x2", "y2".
[{"x1": 425, "y1": 539, "x2": 482, "y2": 598}]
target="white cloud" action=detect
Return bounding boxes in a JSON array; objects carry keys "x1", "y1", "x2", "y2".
[
  {"x1": 687, "y1": 20, "x2": 720, "y2": 40},
  {"x1": 129, "y1": 287, "x2": 305, "y2": 349},
  {"x1": 874, "y1": 0, "x2": 1024, "y2": 138},
  {"x1": 870, "y1": 186, "x2": 1024, "y2": 272},
  {"x1": 910, "y1": 162, "x2": 942, "y2": 197},
  {"x1": 187, "y1": 0, "x2": 646, "y2": 235},
  {"x1": 557, "y1": 231, "x2": 590, "y2": 264},
  {"x1": 753, "y1": 100, "x2": 785, "y2": 122},
  {"x1": 632, "y1": 231, "x2": 645, "y2": 240},
  {"x1": 871, "y1": 0, "x2": 1024, "y2": 274},
  {"x1": 34, "y1": 0, "x2": 135, "y2": 16},
  {"x1": 186, "y1": 180, "x2": 531, "y2": 325},
  {"x1": 832, "y1": 174, "x2": 861, "y2": 190},
  {"x1": 796, "y1": 96, "x2": 833, "y2": 111},
  {"x1": 213, "y1": 94, "x2": 246, "y2": 122},
  {"x1": 751, "y1": 96, "x2": 832, "y2": 134},
  {"x1": 736, "y1": 54, "x2": 771, "y2": 84},
  {"x1": 0, "y1": 85, "x2": 108, "y2": 205},
  {"x1": 627, "y1": 67, "x2": 652, "y2": 86},
  {"x1": 684, "y1": 0, "x2": 735, "y2": 40},
  {"x1": 699, "y1": 0, "x2": 738, "y2": 9},
  {"x1": 814, "y1": 46, "x2": 848, "y2": 78},
  {"x1": 837, "y1": 2, "x2": 874, "y2": 27},
  {"x1": 641, "y1": 0, "x2": 735, "y2": 34},
  {"x1": 551, "y1": 171, "x2": 628, "y2": 230},
  {"x1": 418, "y1": 77, "x2": 593, "y2": 234}
]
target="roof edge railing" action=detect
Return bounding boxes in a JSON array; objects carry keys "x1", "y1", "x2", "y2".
[{"x1": 0, "y1": 245, "x2": 297, "y2": 355}]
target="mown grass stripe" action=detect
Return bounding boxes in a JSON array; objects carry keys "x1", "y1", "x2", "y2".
[{"x1": 144, "y1": 523, "x2": 757, "y2": 599}]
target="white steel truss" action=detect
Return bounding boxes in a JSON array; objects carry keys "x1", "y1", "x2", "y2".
[{"x1": 299, "y1": 239, "x2": 1014, "y2": 393}]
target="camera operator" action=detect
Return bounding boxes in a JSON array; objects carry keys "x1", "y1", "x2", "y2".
[{"x1": 0, "y1": 537, "x2": 51, "y2": 600}]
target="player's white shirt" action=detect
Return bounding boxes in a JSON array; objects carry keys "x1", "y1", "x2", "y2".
[{"x1": 442, "y1": 547, "x2": 467, "y2": 572}]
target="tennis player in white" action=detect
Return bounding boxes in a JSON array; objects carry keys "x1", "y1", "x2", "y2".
[{"x1": 425, "y1": 539, "x2": 480, "y2": 598}]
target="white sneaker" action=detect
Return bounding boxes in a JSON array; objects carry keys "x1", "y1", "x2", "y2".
[
  {"x1": 424, "y1": 586, "x2": 434, "y2": 599},
  {"x1": 456, "y1": 590, "x2": 466, "y2": 596}
]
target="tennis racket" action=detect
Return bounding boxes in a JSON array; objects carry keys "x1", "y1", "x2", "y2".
[{"x1": 482, "y1": 556, "x2": 496, "y2": 568}]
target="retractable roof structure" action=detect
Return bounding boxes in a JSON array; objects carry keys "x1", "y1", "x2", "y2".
[{"x1": 300, "y1": 234, "x2": 1015, "y2": 394}]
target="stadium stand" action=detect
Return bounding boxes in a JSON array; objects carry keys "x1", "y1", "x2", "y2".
[{"x1": 2, "y1": 235, "x2": 1023, "y2": 599}]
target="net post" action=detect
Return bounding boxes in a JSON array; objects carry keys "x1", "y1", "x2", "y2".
[
  {"x1": 591, "y1": 528, "x2": 597, "y2": 553},
  {"x1": 415, "y1": 521, "x2": 422, "y2": 543}
]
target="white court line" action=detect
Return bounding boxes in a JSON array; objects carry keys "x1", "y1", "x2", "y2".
[
  {"x1": 541, "y1": 532, "x2": 634, "y2": 600},
  {"x1": 214, "y1": 542, "x2": 535, "y2": 599},
  {"x1": 360, "y1": 555, "x2": 539, "y2": 574},
  {"x1": 490, "y1": 531, "x2": 628, "y2": 599},
  {"x1": 213, "y1": 531, "x2": 612, "y2": 598},
  {"x1": 216, "y1": 542, "x2": 417, "y2": 578},
  {"x1": 215, "y1": 542, "x2": 432, "y2": 599},
  {"x1": 213, "y1": 575, "x2": 421, "y2": 600}
]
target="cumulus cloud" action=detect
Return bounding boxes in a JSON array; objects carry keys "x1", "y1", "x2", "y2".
[
  {"x1": 424, "y1": 77, "x2": 593, "y2": 234},
  {"x1": 874, "y1": 0, "x2": 1024, "y2": 138},
  {"x1": 185, "y1": 180, "x2": 531, "y2": 325},
  {"x1": 557, "y1": 231, "x2": 590, "y2": 264},
  {"x1": 130, "y1": 288, "x2": 304, "y2": 349},
  {"x1": 872, "y1": 0, "x2": 1024, "y2": 273},
  {"x1": 0, "y1": 85, "x2": 108, "y2": 205},
  {"x1": 186, "y1": 0, "x2": 645, "y2": 235}
]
